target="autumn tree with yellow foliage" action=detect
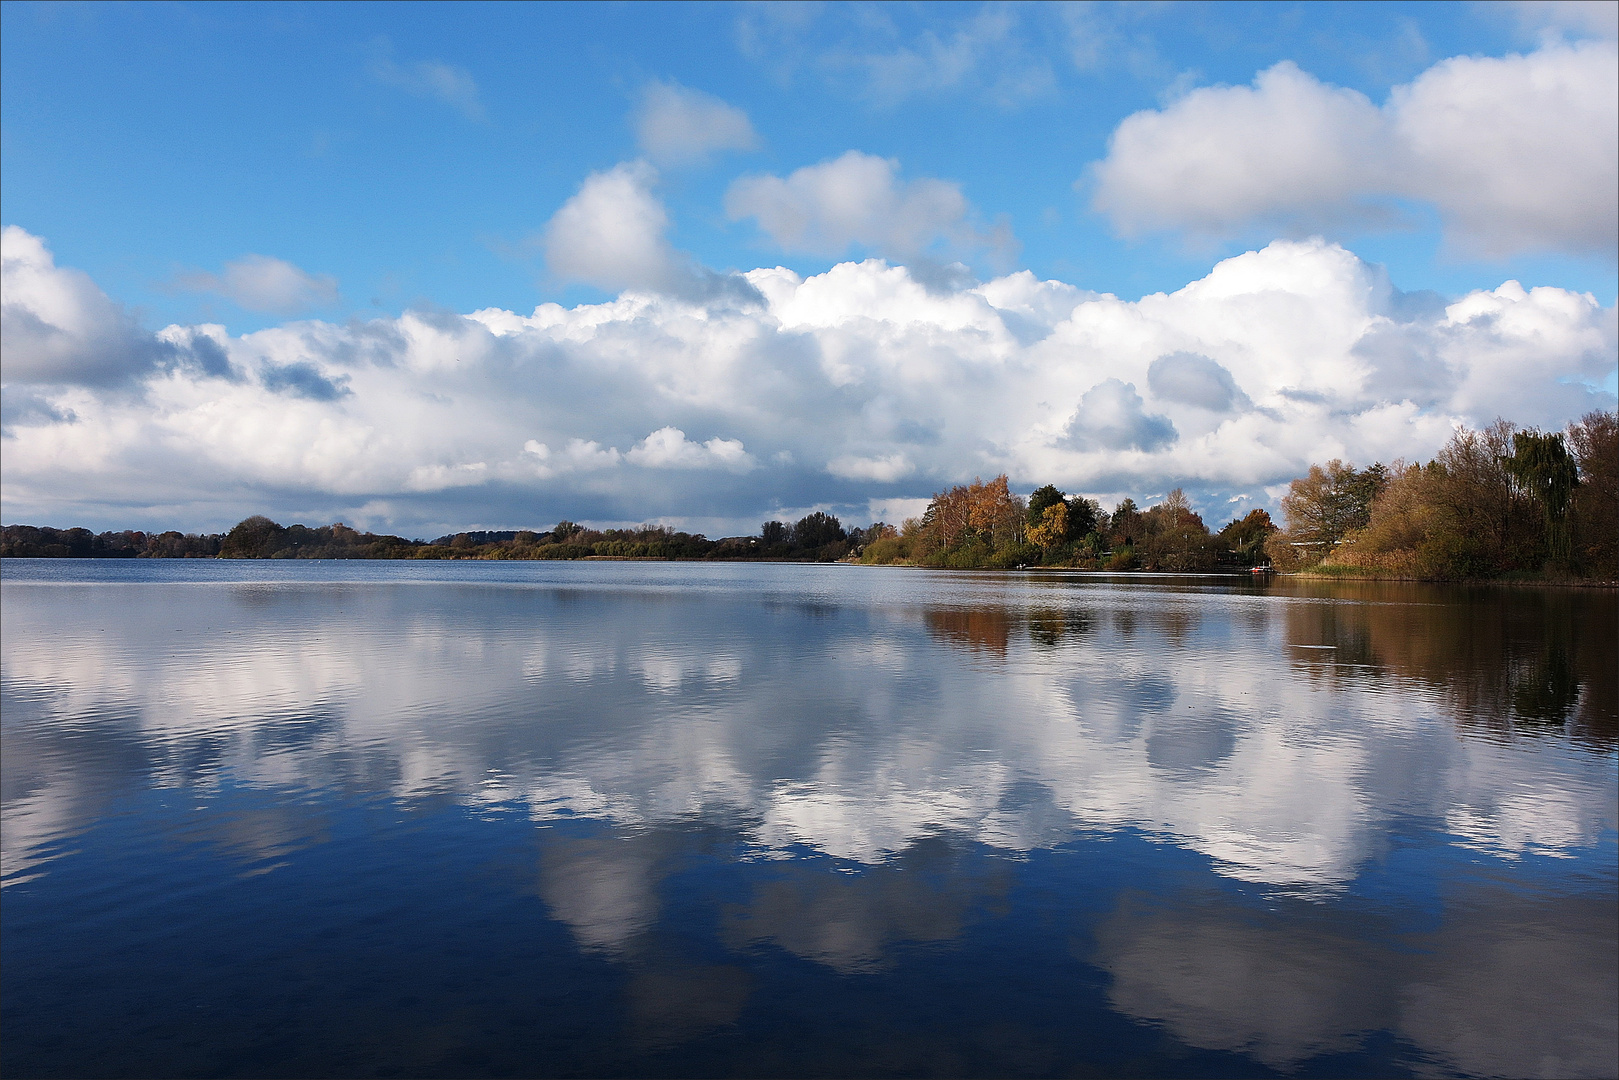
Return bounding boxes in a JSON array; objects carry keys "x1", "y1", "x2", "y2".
[{"x1": 1027, "y1": 501, "x2": 1068, "y2": 551}]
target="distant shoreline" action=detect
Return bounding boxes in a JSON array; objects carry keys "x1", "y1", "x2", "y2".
[
  {"x1": 7, "y1": 556, "x2": 1611, "y2": 589},
  {"x1": 1290, "y1": 570, "x2": 1617, "y2": 588}
]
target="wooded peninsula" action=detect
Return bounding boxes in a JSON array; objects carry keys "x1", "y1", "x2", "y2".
[{"x1": 3, "y1": 410, "x2": 1613, "y2": 582}]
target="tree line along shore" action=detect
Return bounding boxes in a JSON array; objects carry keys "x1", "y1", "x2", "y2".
[{"x1": 3, "y1": 410, "x2": 1612, "y2": 582}]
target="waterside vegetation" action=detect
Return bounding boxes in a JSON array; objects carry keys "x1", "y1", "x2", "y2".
[
  {"x1": 856, "y1": 475, "x2": 1276, "y2": 571},
  {"x1": 1270, "y1": 410, "x2": 1615, "y2": 582}
]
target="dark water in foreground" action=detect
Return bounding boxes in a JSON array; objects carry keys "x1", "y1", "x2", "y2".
[{"x1": 2, "y1": 561, "x2": 1614, "y2": 1079}]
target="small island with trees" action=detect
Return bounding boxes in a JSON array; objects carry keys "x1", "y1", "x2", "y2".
[{"x1": 3, "y1": 410, "x2": 1613, "y2": 583}]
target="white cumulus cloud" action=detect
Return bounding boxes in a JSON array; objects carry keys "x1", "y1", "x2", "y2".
[
  {"x1": 1390, "y1": 43, "x2": 1619, "y2": 257},
  {"x1": 827, "y1": 453, "x2": 915, "y2": 482},
  {"x1": 544, "y1": 162, "x2": 760, "y2": 304},
  {"x1": 726, "y1": 151, "x2": 1013, "y2": 262},
  {"x1": 634, "y1": 81, "x2": 758, "y2": 166},
  {"x1": 545, "y1": 162, "x2": 677, "y2": 293},
  {"x1": 524, "y1": 438, "x2": 623, "y2": 479},
  {"x1": 1092, "y1": 62, "x2": 1391, "y2": 237},
  {"x1": 1090, "y1": 42, "x2": 1619, "y2": 258},
  {"x1": 625, "y1": 427, "x2": 754, "y2": 471},
  {"x1": 1, "y1": 227, "x2": 222, "y2": 388}
]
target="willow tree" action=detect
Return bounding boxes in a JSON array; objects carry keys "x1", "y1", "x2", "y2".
[{"x1": 1507, "y1": 429, "x2": 1578, "y2": 573}]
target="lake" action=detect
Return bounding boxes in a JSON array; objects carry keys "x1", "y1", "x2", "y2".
[{"x1": 2, "y1": 560, "x2": 1614, "y2": 1078}]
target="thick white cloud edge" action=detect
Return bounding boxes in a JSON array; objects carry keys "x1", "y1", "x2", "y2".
[{"x1": 2, "y1": 225, "x2": 1614, "y2": 534}]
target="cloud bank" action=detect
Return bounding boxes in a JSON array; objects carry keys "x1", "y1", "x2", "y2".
[
  {"x1": 2, "y1": 226, "x2": 1613, "y2": 534},
  {"x1": 1091, "y1": 42, "x2": 1619, "y2": 257}
]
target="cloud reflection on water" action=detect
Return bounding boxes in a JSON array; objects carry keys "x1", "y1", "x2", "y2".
[
  {"x1": 1093, "y1": 884, "x2": 1618, "y2": 1076},
  {"x1": 724, "y1": 836, "x2": 1008, "y2": 974},
  {"x1": 3, "y1": 571, "x2": 1613, "y2": 891},
  {"x1": 1, "y1": 566, "x2": 1615, "y2": 1074}
]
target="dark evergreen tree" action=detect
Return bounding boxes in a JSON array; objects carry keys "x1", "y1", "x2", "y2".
[{"x1": 792, "y1": 512, "x2": 845, "y2": 549}]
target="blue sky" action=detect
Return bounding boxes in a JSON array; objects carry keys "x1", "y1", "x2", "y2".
[
  {"x1": 2, "y1": 1, "x2": 1615, "y2": 535},
  {"x1": 5, "y1": 1, "x2": 1613, "y2": 324}
]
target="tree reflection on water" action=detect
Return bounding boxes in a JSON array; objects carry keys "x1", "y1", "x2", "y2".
[{"x1": 1278, "y1": 580, "x2": 1615, "y2": 746}]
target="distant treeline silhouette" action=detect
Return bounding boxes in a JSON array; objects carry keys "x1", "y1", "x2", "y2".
[
  {"x1": 0, "y1": 526, "x2": 223, "y2": 559},
  {"x1": 4, "y1": 410, "x2": 1611, "y2": 580},
  {"x1": 0, "y1": 513, "x2": 879, "y2": 563}
]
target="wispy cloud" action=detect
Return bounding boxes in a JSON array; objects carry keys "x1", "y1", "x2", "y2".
[
  {"x1": 827, "y1": 5, "x2": 1054, "y2": 107},
  {"x1": 178, "y1": 255, "x2": 339, "y2": 315},
  {"x1": 735, "y1": 3, "x2": 1055, "y2": 107},
  {"x1": 1503, "y1": 0, "x2": 1619, "y2": 42},
  {"x1": 726, "y1": 151, "x2": 1016, "y2": 263},
  {"x1": 634, "y1": 81, "x2": 758, "y2": 167},
  {"x1": 366, "y1": 39, "x2": 485, "y2": 122}
]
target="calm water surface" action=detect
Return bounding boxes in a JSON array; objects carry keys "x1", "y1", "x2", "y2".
[{"x1": 2, "y1": 561, "x2": 1614, "y2": 1078}]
